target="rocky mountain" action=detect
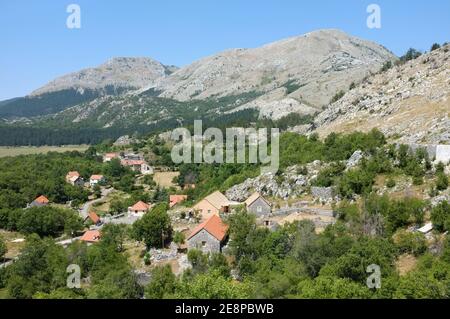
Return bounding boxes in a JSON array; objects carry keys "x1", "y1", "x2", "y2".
[
  {"x1": 9, "y1": 29, "x2": 449, "y2": 147},
  {"x1": 148, "y1": 29, "x2": 396, "y2": 119},
  {"x1": 0, "y1": 57, "x2": 177, "y2": 118},
  {"x1": 312, "y1": 43, "x2": 450, "y2": 145},
  {"x1": 31, "y1": 57, "x2": 176, "y2": 96}
]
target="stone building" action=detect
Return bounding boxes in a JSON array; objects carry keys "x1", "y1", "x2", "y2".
[
  {"x1": 245, "y1": 192, "x2": 271, "y2": 217},
  {"x1": 187, "y1": 214, "x2": 229, "y2": 253}
]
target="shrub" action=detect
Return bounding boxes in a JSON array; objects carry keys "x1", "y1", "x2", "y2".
[
  {"x1": 435, "y1": 173, "x2": 449, "y2": 191},
  {"x1": 431, "y1": 201, "x2": 450, "y2": 232},
  {"x1": 330, "y1": 91, "x2": 345, "y2": 104},
  {"x1": 386, "y1": 178, "x2": 396, "y2": 188},
  {"x1": 394, "y1": 230, "x2": 427, "y2": 256}
]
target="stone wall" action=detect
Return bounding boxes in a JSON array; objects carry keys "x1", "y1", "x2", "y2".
[
  {"x1": 248, "y1": 197, "x2": 271, "y2": 217},
  {"x1": 187, "y1": 229, "x2": 221, "y2": 253}
]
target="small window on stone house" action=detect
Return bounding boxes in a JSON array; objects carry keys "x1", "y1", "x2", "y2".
[{"x1": 257, "y1": 206, "x2": 262, "y2": 213}]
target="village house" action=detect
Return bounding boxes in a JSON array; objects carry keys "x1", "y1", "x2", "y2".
[
  {"x1": 169, "y1": 195, "x2": 188, "y2": 208},
  {"x1": 128, "y1": 201, "x2": 153, "y2": 217},
  {"x1": 193, "y1": 191, "x2": 231, "y2": 218},
  {"x1": 84, "y1": 211, "x2": 101, "y2": 226},
  {"x1": 80, "y1": 230, "x2": 101, "y2": 244},
  {"x1": 89, "y1": 174, "x2": 105, "y2": 187},
  {"x1": 187, "y1": 214, "x2": 229, "y2": 253},
  {"x1": 65, "y1": 171, "x2": 84, "y2": 186},
  {"x1": 123, "y1": 152, "x2": 143, "y2": 161},
  {"x1": 29, "y1": 195, "x2": 50, "y2": 207},
  {"x1": 121, "y1": 159, "x2": 154, "y2": 175},
  {"x1": 103, "y1": 153, "x2": 120, "y2": 162},
  {"x1": 245, "y1": 192, "x2": 271, "y2": 216}
]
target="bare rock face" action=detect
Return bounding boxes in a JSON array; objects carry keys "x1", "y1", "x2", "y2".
[
  {"x1": 151, "y1": 29, "x2": 396, "y2": 115},
  {"x1": 313, "y1": 44, "x2": 450, "y2": 145},
  {"x1": 31, "y1": 57, "x2": 176, "y2": 96}
]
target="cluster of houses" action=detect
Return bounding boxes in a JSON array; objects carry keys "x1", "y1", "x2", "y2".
[
  {"x1": 103, "y1": 152, "x2": 154, "y2": 175},
  {"x1": 187, "y1": 190, "x2": 272, "y2": 253},
  {"x1": 65, "y1": 171, "x2": 106, "y2": 188}
]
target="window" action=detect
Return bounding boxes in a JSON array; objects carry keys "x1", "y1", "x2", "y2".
[
  {"x1": 201, "y1": 241, "x2": 207, "y2": 247},
  {"x1": 257, "y1": 206, "x2": 262, "y2": 213}
]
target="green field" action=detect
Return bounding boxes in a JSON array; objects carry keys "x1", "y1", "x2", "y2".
[{"x1": 0, "y1": 145, "x2": 89, "y2": 158}]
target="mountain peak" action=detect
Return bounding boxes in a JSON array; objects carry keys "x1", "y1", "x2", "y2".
[{"x1": 30, "y1": 57, "x2": 175, "y2": 96}]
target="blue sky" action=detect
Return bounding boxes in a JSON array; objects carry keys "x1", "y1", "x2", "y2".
[{"x1": 0, "y1": 0, "x2": 449, "y2": 100}]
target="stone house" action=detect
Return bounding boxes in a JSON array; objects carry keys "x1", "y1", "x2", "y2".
[
  {"x1": 66, "y1": 171, "x2": 84, "y2": 186},
  {"x1": 187, "y1": 214, "x2": 229, "y2": 253},
  {"x1": 193, "y1": 191, "x2": 231, "y2": 218},
  {"x1": 245, "y1": 192, "x2": 271, "y2": 217}
]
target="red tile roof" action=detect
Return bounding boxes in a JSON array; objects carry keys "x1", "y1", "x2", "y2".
[
  {"x1": 121, "y1": 159, "x2": 145, "y2": 166},
  {"x1": 66, "y1": 171, "x2": 80, "y2": 178},
  {"x1": 169, "y1": 195, "x2": 188, "y2": 208},
  {"x1": 130, "y1": 201, "x2": 150, "y2": 212},
  {"x1": 90, "y1": 175, "x2": 104, "y2": 180},
  {"x1": 34, "y1": 195, "x2": 49, "y2": 204},
  {"x1": 80, "y1": 230, "x2": 101, "y2": 243},
  {"x1": 88, "y1": 212, "x2": 100, "y2": 224},
  {"x1": 188, "y1": 214, "x2": 228, "y2": 242}
]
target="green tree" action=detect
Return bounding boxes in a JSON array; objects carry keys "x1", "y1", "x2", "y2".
[
  {"x1": 144, "y1": 265, "x2": 176, "y2": 299},
  {"x1": 430, "y1": 43, "x2": 441, "y2": 51},
  {"x1": 101, "y1": 224, "x2": 128, "y2": 252},
  {"x1": 431, "y1": 201, "x2": 450, "y2": 232},
  {"x1": 172, "y1": 270, "x2": 252, "y2": 299},
  {"x1": 132, "y1": 203, "x2": 172, "y2": 249},
  {"x1": 0, "y1": 235, "x2": 7, "y2": 261},
  {"x1": 7, "y1": 235, "x2": 68, "y2": 298},
  {"x1": 173, "y1": 231, "x2": 185, "y2": 247}
]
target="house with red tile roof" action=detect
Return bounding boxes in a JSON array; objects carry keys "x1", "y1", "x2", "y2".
[
  {"x1": 127, "y1": 201, "x2": 153, "y2": 217},
  {"x1": 103, "y1": 153, "x2": 120, "y2": 162},
  {"x1": 121, "y1": 159, "x2": 154, "y2": 175},
  {"x1": 29, "y1": 195, "x2": 50, "y2": 207},
  {"x1": 80, "y1": 230, "x2": 101, "y2": 243},
  {"x1": 85, "y1": 211, "x2": 101, "y2": 225},
  {"x1": 169, "y1": 195, "x2": 188, "y2": 208},
  {"x1": 89, "y1": 174, "x2": 105, "y2": 187},
  {"x1": 65, "y1": 171, "x2": 84, "y2": 186},
  {"x1": 187, "y1": 214, "x2": 229, "y2": 253}
]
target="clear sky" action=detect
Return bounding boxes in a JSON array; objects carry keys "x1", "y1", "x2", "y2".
[{"x1": 0, "y1": 0, "x2": 449, "y2": 100}]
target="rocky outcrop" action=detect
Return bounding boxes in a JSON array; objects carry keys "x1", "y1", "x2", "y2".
[
  {"x1": 314, "y1": 44, "x2": 450, "y2": 145},
  {"x1": 226, "y1": 161, "x2": 325, "y2": 201}
]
